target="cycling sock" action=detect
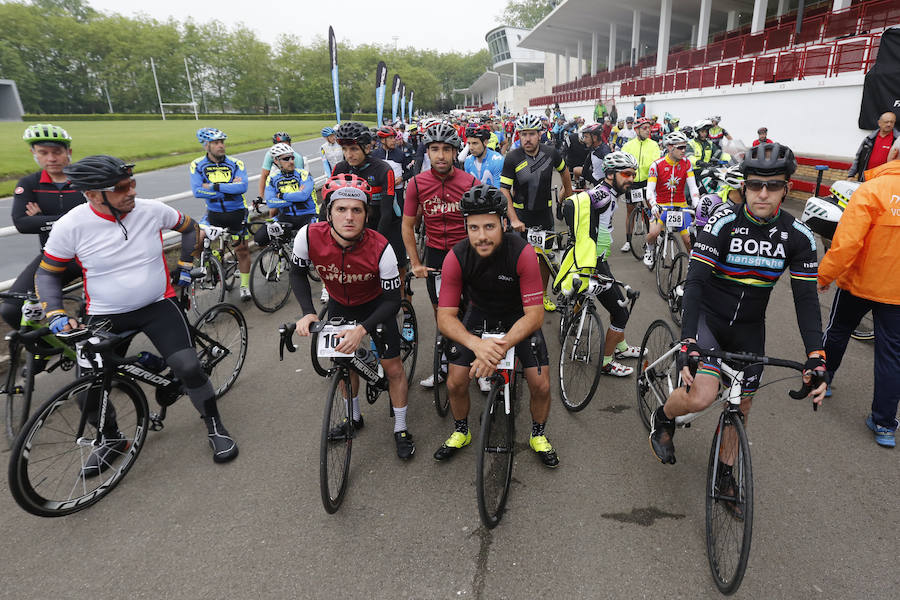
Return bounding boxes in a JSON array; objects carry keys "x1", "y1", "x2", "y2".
[
  {"x1": 240, "y1": 272, "x2": 250, "y2": 288},
  {"x1": 351, "y1": 396, "x2": 361, "y2": 421},
  {"x1": 185, "y1": 380, "x2": 217, "y2": 418},
  {"x1": 603, "y1": 355, "x2": 613, "y2": 367},
  {"x1": 531, "y1": 421, "x2": 546, "y2": 437},
  {"x1": 626, "y1": 232, "x2": 632, "y2": 243},
  {"x1": 454, "y1": 418, "x2": 468, "y2": 435},
  {"x1": 616, "y1": 340, "x2": 629, "y2": 353},
  {"x1": 393, "y1": 405, "x2": 407, "y2": 433}
]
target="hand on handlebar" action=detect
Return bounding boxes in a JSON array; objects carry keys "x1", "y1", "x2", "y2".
[
  {"x1": 509, "y1": 217, "x2": 525, "y2": 233},
  {"x1": 49, "y1": 314, "x2": 80, "y2": 334},
  {"x1": 802, "y1": 355, "x2": 828, "y2": 409},
  {"x1": 411, "y1": 264, "x2": 432, "y2": 279},
  {"x1": 295, "y1": 313, "x2": 320, "y2": 337},
  {"x1": 334, "y1": 324, "x2": 366, "y2": 355},
  {"x1": 677, "y1": 339, "x2": 700, "y2": 386},
  {"x1": 469, "y1": 337, "x2": 507, "y2": 379}
]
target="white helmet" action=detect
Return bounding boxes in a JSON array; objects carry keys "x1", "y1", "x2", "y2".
[
  {"x1": 663, "y1": 131, "x2": 689, "y2": 146},
  {"x1": 694, "y1": 118, "x2": 713, "y2": 131},
  {"x1": 716, "y1": 164, "x2": 744, "y2": 188},
  {"x1": 602, "y1": 151, "x2": 638, "y2": 173},
  {"x1": 270, "y1": 143, "x2": 294, "y2": 159},
  {"x1": 515, "y1": 114, "x2": 543, "y2": 132}
]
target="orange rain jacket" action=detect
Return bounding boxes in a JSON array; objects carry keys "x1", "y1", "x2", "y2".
[{"x1": 818, "y1": 160, "x2": 900, "y2": 305}]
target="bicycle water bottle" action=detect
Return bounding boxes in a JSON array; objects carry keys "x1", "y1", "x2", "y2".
[
  {"x1": 368, "y1": 339, "x2": 384, "y2": 378},
  {"x1": 137, "y1": 351, "x2": 167, "y2": 373},
  {"x1": 401, "y1": 311, "x2": 414, "y2": 342}
]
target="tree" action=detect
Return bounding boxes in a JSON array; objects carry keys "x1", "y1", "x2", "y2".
[{"x1": 499, "y1": 0, "x2": 558, "y2": 28}]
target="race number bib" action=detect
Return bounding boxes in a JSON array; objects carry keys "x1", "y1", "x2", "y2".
[
  {"x1": 316, "y1": 324, "x2": 356, "y2": 358},
  {"x1": 630, "y1": 188, "x2": 644, "y2": 203},
  {"x1": 482, "y1": 333, "x2": 514, "y2": 370},
  {"x1": 526, "y1": 229, "x2": 548, "y2": 250},
  {"x1": 76, "y1": 337, "x2": 103, "y2": 369},
  {"x1": 665, "y1": 210, "x2": 684, "y2": 228}
]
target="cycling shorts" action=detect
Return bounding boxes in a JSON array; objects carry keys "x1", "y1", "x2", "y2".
[
  {"x1": 694, "y1": 311, "x2": 764, "y2": 397},
  {"x1": 655, "y1": 207, "x2": 693, "y2": 233},
  {"x1": 206, "y1": 208, "x2": 250, "y2": 240},
  {"x1": 515, "y1": 208, "x2": 554, "y2": 231},
  {"x1": 86, "y1": 297, "x2": 194, "y2": 360},
  {"x1": 425, "y1": 247, "x2": 448, "y2": 305},
  {"x1": 326, "y1": 296, "x2": 401, "y2": 359},
  {"x1": 448, "y1": 305, "x2": 549, "y2": 369}
]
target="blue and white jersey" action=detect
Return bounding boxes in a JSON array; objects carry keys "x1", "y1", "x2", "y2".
[{"x1": 464, "y1": 148, "x2": 505, "y2": 186}]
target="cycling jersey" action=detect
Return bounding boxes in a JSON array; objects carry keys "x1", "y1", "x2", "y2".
[
  {"x1": 582, "y1": 144, "x2": 611, "y2": 186},
  {"x1": 554, "y1": 181, "x2": 617, "y2": 295},
  {"x1": 621, "y1": 137, "x2": 661, "y2": 183},
  {"x1": 683, "y1": 204, "x2": 823, "y2": 355},
  {"x1": 261, "y1": 150, "x2": 304, "y2": 172},
  {"x1": 486, "y1": 131, "x2": 500, "y2": 151},
  {"x1": 688, "y1": 138, "x2": 720, "y2": 166},
  {"x1": 264, "y1": 169, "x2": 318, "y2": 217},
  {"x1": 709, "y1": 125, "x2": 728, "y2": 142},
  {"x1": 647, "y1": 155, "x2": 699, "y2": 208},
  {"x1": 500, "y1": 144, "x2": 566, "y2": 211},
  {"x1": 464, "y1": 147, "x2": 504, "y2": 186},
  {"x1": 12, "y1": 170, "x2": 86, "y2": 249},
  {"x1": 403, "y1": 167, "x2": 478, "y2": 251},
  {"x1": 320, "y1": 141, "x2": 343, "y2": 177},
  {"x1": 190, "y1": 155, "x2": 249, "y2": 213},
  {"x1": 331, "y1": 158, "x2": 398, "y2": 235}
]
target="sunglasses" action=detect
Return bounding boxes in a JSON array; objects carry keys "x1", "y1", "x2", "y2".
[
  {"x1": 619, "y1": 170, "x2": 637, "y2": 178},
  {"x1": 278, "y1": 155, "x2": 295, "y2": 162},
  {"x1": 744, "y1": 179, "x2": 788, "y2": 192},
  {"x1": 673, "y1": 145, "x2": 687, "y2": 150},
  {"x1": 102, "y1": 178, "x2": 136, "y2": 193}
]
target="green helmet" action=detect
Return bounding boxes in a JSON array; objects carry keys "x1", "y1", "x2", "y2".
[{"x1": 23, "y1": 124, "x2": 72, "y2": 147}]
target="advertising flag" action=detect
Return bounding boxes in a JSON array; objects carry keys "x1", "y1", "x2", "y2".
[
  {"x1": 328, "y1": 26, "x2": 341, "y2": 123},
  {"x1": 408, "y1": 90, "x2": 414, "y2": 121},
  {"x1": 375, "y1": 61, "x2": 387, "y2": 126},
  {"x1": 391, "y1": 74, "x2": 401, "y2": 122},
  {"x1": 400, "y1": 82, "x2": 406, "y2": 124}
]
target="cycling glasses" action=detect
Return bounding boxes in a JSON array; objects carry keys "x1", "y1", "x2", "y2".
[
  {"x1": 744, "y1": 179, "x2": 788, "y2": 192},
  {"x1": 673, "y1": 145, "x2": 687, "y2": 151},
  {"x1": 277, "y1": 155, "x2": 295, "y2": 162},
  {"x1": 101, "y1": 178, "x2": 136, "y2": 193},
  {"x1": 619, "y1": 170, "x2": 637, "y2": 178}
]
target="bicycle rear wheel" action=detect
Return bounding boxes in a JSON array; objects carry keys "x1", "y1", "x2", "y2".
[
  {"x1": 635, "y1": 320, "x2": 678, "y2": 431},
  {"x1": 397, "y1": 299, "x2": 418, "y2": 385},
  {"x1": 321, "y1": 371, "x2": 352, "y2": 514},
  {"x1": 8, "y1": 376, "x2": 148, "y2": 517},
  {"x1": 194, "y1": 303, "x2": 248, "y2": 398},
  {"x1": 189, "y1": 253, "x2": 225, "y2": 321},
  {"x1": 705, "y1": 411, "x2": 754, "y2": 594},
  {"x1": 433, "y1": 336, "x2": 450, "y2": 418},
  {"x1": 476, "y1": 380, "x2": 515, "y2": 528},
  {"x1": 629, "y1": 208, "x2": 649, "y2": 261},
  {"x1": 249, "y1": 246, "x2": 292, "y2": 313},
  {"x1": 558, "y1": 307, "x2": 604, "y2": 412},
  {"x1": 4, "y1": 342, "x2": 34, "y2": 447}
]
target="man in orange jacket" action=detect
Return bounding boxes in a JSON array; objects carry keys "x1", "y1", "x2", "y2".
[{"x1": 818, "y1": 158, "x2": 900, "y2": 447}]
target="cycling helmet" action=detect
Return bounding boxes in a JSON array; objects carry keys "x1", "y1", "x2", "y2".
[
  {"x1": 741, "y1": 142, "x2": 797, "y2": 177},
  {"x1": 581, "y1": 123, "x2": 603, "y2": 137},
  {"x1": 197, "y1": 127, "x2": 227, "y2": 144},
  {"x1": 23, "y1": 124, "x2": 72, "y2": 147},
  {"x1": 602, "y1": 151, "x2": 638, "y2": 173},
  {"x1": 407, "y1": 124, "x2": 419, "y2": 134},
  {"x1": 272, "y1": 131, "x2": 291, "y2": 144},
  {"x1": 63, "y1": 155, "x2": 134, "y2": 191},
  {"x1": 515, "y1": 114, "x2": 543, "y2": 132},
  {"x1": 694, "y1": 119, "x2": 713, "y2": 130},
  {"x1": 716, "y1": 164, "x2": 745, "y2": 188},
  {"x1": 335, "y1": 121, "x2": 373, "y2": 147},
  {"x1": 270, "y1": 143, "x2": 294, "y2": 159},
  {"x1": 680, "y1": 125, "x2": 694, "y2": 139},
  {"x1": 460, "y1": 184, "x2": 506, "y2": 217},
  {"x1": 711, "y1": 115, "x2": 722, "y2": 122},
  {"x1": 376, "y1": 125, "x2": 397, "y2": 138},
  {"x1": 663, "y1": 131, "x2": 689, "y2": 146},
  {"x1": 322, "y1": 173, "x2": 372, "y2": 206},
  {"x1": 670, "y1": 116, "x2": 680, "y2": 124},
  {"x1": 422, "y1": 123, "x2": 462, "y2": 150},
  {"x1": 321, "y1": 127, "x2": 335, "y2": 137},
  {"x1": 465, "y1": 123, "x2": 491, "y2": 141},
  {"x1": 634, "y1": 117, "x2": 651, "y2": 128},
  {"x1": 419, "y1": 117, "x2": 440, "y2": 131}
]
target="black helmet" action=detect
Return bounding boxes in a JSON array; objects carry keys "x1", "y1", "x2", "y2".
[
  {"x1": 741, "y1": 142, "x2": 797, "y2": 177},
  {"x1": 335, "y1": 121, "x2": 373, "y2": 147},
  {"x1": 272, "y1": 131, "x2": 291, "y2": 144},
  {"x1": 63, "y1": 155, "x2": 134, "y2": 191},
  {"x1": 460, "y1": 184, "x2": 506, "y2": 217},
  {"x1": 465, "y1": 124, "x2": 491, "y2": 142},
  {"x1": 422, "y1": 123, "x2": 462, "y2": 150}
]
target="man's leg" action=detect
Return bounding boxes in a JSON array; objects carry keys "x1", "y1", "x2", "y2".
[
  {"x1": 868, "y1": 302, "x2": 900, "y2": 445},
  {"x1": 0, "y1": 255, "x2": 42, "y2": 329},
  {"x1": 823, "y1": 287, "x2": 870, "y2": 387},
  {"x1": 650, "y1": 371, "x2": 720, "y2": 464},
  {"x1": 434, "y1": 364, "x2": 473, "y2": 460},
  {"x1": 622, "y1": 203, "x2": 636, "y2": 251},
  {"x1": 643, "y1": 221, "x2": 662, "y2": 267},
  {"x1": 382, "y1": 356, "x2": 414, "y2": 458}
]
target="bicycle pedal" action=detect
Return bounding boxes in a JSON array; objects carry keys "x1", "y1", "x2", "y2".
[{"x1": 149, "y1": 413, "x2": 165, "y2": 431}]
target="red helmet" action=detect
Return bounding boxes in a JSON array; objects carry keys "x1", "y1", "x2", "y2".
[
  {"x1": 322, "y1": 174, "x2": 372, "y2": 208},
  {"x1": 634, "y1": 117, "x2": 651, "y2": 128},
  {"x1": 376, "y1": 126, "x2": 397, "y2": 139}
]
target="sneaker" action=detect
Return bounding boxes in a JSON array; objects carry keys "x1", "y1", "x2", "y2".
[
  {"x1": 543, "y1": 295, "x2": 557, "y2": 312},
  {"x1": 80, "y1": 431, "x2": 128, "y2": 478},
  {"x1": 478, "y1": 377, "x2": 492, "y2": 393},
  {"x1": 601, "y1": 359, "x2": 634, "y2": 377},
  {"x1": 320, "y1": 288, "x2": 330, "y2": 303},
  {"x1": 866, "y1": 414, "x2": 896, "y2": 448},
  {"x1": 615, "y1": 345, "x2": 645, "y2": 359},
  {"x1": 649, "y1": 407, "x2": 676, "y2": 464},
  {"x1": 620, "y1": 241, "x2": 631, "y2": 252},
  {"x1": 433, "y1": 430, "x2": 472, "y2": 461},
  {"x1": 328, "y1": 415, "x2": 365, "y2": 441},
  {"x1": 394, "y1": 430, "x2": 415, "y2": 459},
  {"x1": 420, "y1": 372, "x2": 445, "y2": 389},
  {"x1": 205, "y1": 416, "x2": 239, "y2": 463},
  {"x1": 642, "y1": 245, "x2": 655, "y2": 269},
  {"x1": 529, "y1": 435, "x2": 560, "y2": 468},
  {"x1": 239, "y1": 287, "x2": 252, "y2": 302}
]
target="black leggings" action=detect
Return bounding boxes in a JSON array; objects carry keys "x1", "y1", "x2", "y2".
[
  {"x1": 1, "y1": 253, "x2": 82, "y2": 328},
  {"x1": 594, "y1": 261, "x2": 630, "y2": 333}
]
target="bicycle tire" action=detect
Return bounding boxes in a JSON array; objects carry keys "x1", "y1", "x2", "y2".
[
  {"x1": 189, "y1": 253, "x2": 226, "y2": 321},
  {"x1": 4, "y1": 343, "x2": 34, "y2": 447},
  {"x1": 220, "y1": 245, "x2": 239, "y2": 292},
  {"x1": 705, "y1": 411, "x2": 754, "y2": 594},
  {"x1": 8, "y1": 376, "x2": 148, "y2": 517},
  {"x1": 193, "y1": 303, "x2": 248, "y2": 398},
  {"x1": 635, "y1": 320, "x2": 678, "y2": 432},
  {"x1": 249, "y1": 246, "x2": 292, "y2": 313},
  {"x1": 433, "y1": 336, "x2": 450, "y2": 418},
  {"x1": 663, "y1": 251, "x2": 689, "y2": 308},
  {"x1": 629, "y1": 208, "x2": 649, "y2": 261},
  {"x1": 397, "y1": 299, "x2": 418, "y2": 386},
  {"x1": 476, "y1": 380, "x2": 515, "y2": 529},
  {"x1": 558, "y1": 307, "x2": 605, "y2": 412},
  {"x1": 320, "y1": 370, "x2": 352, "y2": 514},
  {"x1": 655, "y1": 238, "x2": 677, "y2": 299},
  {"x1": 309, "y1": 304, "x2": 331, "y2": 378}
]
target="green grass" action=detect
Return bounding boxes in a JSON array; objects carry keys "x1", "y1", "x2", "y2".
[{"x1": 0, "y1": 119, "x2": 372, "y2": 197}]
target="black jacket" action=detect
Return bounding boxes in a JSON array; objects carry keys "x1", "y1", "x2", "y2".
[{"x1": 849, "y1": 128, "x2": 900, "y2": 181}]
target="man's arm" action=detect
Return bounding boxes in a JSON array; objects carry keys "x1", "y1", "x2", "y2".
[
  {"x1": 171, "y1": 213, "x2": 200, "y2": 263},
  {"x1": 289, "y1": 225, "x2": 316, "y2": 315},
  {"x1": 686, "y1": 171, "x2": 700, "y2": 208},
  {"x1": 818, "y1": 184, "x2": 876, "y2": 288},
  {"x1": 680, "y1": 212, "x2": 727, "y2": 340},
  {"x1": 218, "y1": 159, "x2": 248, "y2": 194},
  {"x1": 190, "y1": 161, "x2": 221, "y2": 201},
  {"x1": 377, "y1": 169, "x2": 396, "y2": 235},
  {"x1": 787, "y1": 223, "x2": 825, "y2": 355},
  {"x1": 11, "y1": 181, "x2": 57, "y2": 235}
]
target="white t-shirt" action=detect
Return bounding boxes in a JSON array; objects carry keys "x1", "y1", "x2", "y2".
[{"x1": 43, "y1": 199, "x2": 181, "y2": 315}]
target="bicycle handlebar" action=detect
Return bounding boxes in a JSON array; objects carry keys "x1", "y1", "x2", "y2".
[{"x1": 568, "y1": 273, "x2": 640, "y2": 309}]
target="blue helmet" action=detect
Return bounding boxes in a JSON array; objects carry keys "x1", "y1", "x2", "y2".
[
  {"x1": 321, "y1": 127, "x2": 335, "y2": 137},
  {"x1": 197, "y1": 127, "x2": 227, "y2": 144}
]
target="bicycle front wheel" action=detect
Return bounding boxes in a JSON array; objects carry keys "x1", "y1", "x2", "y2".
[
  {"x1": 655, "y1": 239, "x2": 678, "y2": 299},
  {"x1": 705, "y1": 411, "x2": 754, "y2": 595},
  {"x1": 321, "y1": 371, "x2": 352, "y2": 514},
  {"x1": 4, "y1": 343, "x2": 34, "y2": 447},
  {"x1": 664, "y1": 251, "x2": 689, "y2": 316},
  {"x1": 476, "y1": 381, "x2": 515, "y2": 529},
  {"x1": 189, "y1": 253, "x2": 226, "y2": 321},
  {"x1": 8, "y1": 376, "x2": 148, "y2": 517},
  {"x1": 558, "y1": 307, "x2": 605, "y2": 412},
  {"x1": 629, "y1": 208, "x2": 649, "y2": 261},
  {"x1": 397, "y1": 299, "x2": 418, "y2": 386},
  {"x1": 635, "y1": 320, "x2": 678, "y2": 431},
  {"x1": 249, "y1": 246, "x2": 292, "y2": 313},
  {"x1": 194, "y1": 303, "x2": 248, "y2": 398}
]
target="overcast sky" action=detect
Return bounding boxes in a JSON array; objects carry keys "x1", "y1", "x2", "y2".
[{"x1": 85, "y1": 0, "x2": 510, "y2": 54}]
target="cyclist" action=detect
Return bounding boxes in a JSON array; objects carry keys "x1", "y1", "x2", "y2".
[
  {"x1": 402, "y1": 123, "x2": 478, "y2": 388},
  {"x1": 3, "y1": 124, "x2": 85, "y2": 330},
  {"x1": 574, "y1": 123, "x2": 611, "y2": 186},
  {"x1": 412, "y1": 117, "x2": 442, "y2": 174},
  {"x1": 463, "y1": 124, "x2": 504, "y2": 186},
  {"x1": 708, "y1": 116, "x2": 733, "y2": 145},
  {"x1": 372, "y1": 125, "x2": 412, "y2": 219},
  {"x1": 642, "y1": 131, "x2": 700, "y2": 268},
  {"x1": 620, "y1": 117, "x2": 661, "y2": 253},
  {"x1": 290, "y1": 174, "x2": 415, "y2": 459},
  {"x1": 433, "y1": 184, "x2": 559, "y2": 468},
  {"x1": 689, "y1": 119, "x2": 721, "y2": 170},
  {"x1": 190, "y1": 127, "x2": 252, "y2": 301},
  {"x1": 256, "y1": 132, "x2": 305, "y2": 207},
  {"x1": 36, "y1": 155, "x2": 238, "y2": 468},
  {"x1": 554, "y1": 151, "x2": 644, "y2": 377},
  {"x1": 254, "y1": 143, "x2": 318, "y2": 247},
  {"x1": 320, "y1": 127, "x2": 343, "y2": 178},
  {"x1": 500, "y1": 113, "x2": 574, "y2": 312},
  {"x1": 695, "y1": 165, "x2": 744, "y2": 230},
  {"x1": 649, "y1": 143, "x2": 827, "y2": 465}
]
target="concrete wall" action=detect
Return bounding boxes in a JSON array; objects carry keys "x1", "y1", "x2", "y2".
[
  {"x1": 549, "y1": 74, "x2": 870, "y2": 160},
  {"x1": 500, "y1": 79, "x2": 548, "y2": 115}
]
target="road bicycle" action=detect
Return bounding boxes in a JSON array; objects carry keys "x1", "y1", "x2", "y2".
[
  {"x1": 627, "y1": 190, "x2": 651, "y2": 261},
  {"x1": 187, "y1": 224, "x2": 235, "y2": 320},
  {"x1": 635, "y1": 319, "x2": 820, "y2": 594},
  {"x1": 557, "y1": 273, "x2": 639, "y2": 412},
  {"x1": 247, "y1": 220, "x2": 319, "y2": 313},
  {"x1": 279, "y1": 309, "x2": 418, "y2": 514},
  {"x1": 7, "y1": 285, "x2": 247, "y2": 517},
  {"x1": 649, "y1": 207, "x2": 694, "y2": 300}
]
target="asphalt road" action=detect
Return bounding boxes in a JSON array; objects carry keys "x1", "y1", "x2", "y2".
[{"x1": 0, "y1": 195, "x2": 896, "y2": 599}]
